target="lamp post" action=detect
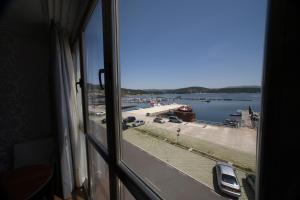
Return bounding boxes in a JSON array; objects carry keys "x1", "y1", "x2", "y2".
[{"x1": 176, "y1": 128, "x2": 181, "y2": 144}]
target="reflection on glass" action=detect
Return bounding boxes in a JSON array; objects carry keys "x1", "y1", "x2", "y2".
[
  {"x1": 119, "y1": 0, "x2": 266, "y2": 199},
  {"x1": 83, "y1": 0, "x2": 107, "y2": 147},
  {"x1": 89, "y1": 143, "x2": 110, "y2": 200}
]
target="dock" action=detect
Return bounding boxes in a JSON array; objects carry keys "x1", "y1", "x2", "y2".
[
  {"x1": 241, "y1": 110, "x2": 252, "y2": 128},
  {"x1": 125, "y1": 103, "x2": 185, "y2": 116}
]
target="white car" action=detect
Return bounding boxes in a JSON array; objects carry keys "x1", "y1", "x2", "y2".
[
  {"x1": 96, "y1": 111, "x2": 105, "y2": 116},
  {"x1": 132, "y1": 120, "x2": 145, "y2": 127},
  {"x1": 215, "y1": 162, "x2": 241, "y2": 197}
]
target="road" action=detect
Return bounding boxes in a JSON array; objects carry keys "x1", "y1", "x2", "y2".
[
  {"x1": 122, "y1": 140, "x2": 225, "y2": 200},
  {"x1": 89, "y1": 118, "x2": 226, "y2": 200}
]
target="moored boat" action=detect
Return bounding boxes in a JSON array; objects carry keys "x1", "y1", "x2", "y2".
[
  {"x1": 174, "y1": 105, "x2": 196, "y2": 122},
  {"x1": 230, "y1": 112, "x2": 242, "y2": 117}
]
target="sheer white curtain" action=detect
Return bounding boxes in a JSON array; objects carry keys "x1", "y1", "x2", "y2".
[
  {"x1": 52, "y1": 25, "x2": 87, "y2": 198},
  {"x1": 72, "y1": 39, "x2": 88, "y2": 187}
]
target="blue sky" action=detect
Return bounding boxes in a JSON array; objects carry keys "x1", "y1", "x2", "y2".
[
  {"x1": 84, "y1": 0, "x2": 267, "y2": 89},
  {"x1": 119, "y1": 0, "x2": 267, "y2": 89}
]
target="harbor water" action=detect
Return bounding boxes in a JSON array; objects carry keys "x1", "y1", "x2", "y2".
[{"x1": 122, "y1": 93, "x2": 261, "y2": 123}]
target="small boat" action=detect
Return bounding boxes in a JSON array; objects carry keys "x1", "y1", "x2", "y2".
[{"x1": 230, "y1": 112, "x2": 242, "y2": 117}]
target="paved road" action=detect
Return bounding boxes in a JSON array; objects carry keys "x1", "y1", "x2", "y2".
[
  {"x1": 90, "y1": 118, "x2": 225, "y2": 200},
  {"x1": 123, "y1": 129, "x2": 253, "y2": 200},
  {"x1": 122, "y1": 140, "x2": 225, "y2": 200}
]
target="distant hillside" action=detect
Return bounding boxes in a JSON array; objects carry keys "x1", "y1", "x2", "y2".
[
  {"x1": 121, "y1": 88, "x2": 150, "y2": 95},
  {"x1": 208, "y1": 87, "x2": 261, "y2": 93},
  {"x1": 122, "y1": 86, "x2": 261, "y2": 95},
  {"x1": 87, "y1": 83, "x2": 261, "y2": 95}
]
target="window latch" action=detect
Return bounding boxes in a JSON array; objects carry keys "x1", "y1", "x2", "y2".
[
  {"x1": 98, "y1": 68, "x2": 105, "y2": 90},
  {"x1": 75, "y1": 78, "x2": 83, "y2": 93}
]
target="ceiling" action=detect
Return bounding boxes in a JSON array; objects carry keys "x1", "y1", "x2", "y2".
[
  {"x1": 0, "y1": 0, "x2": 89, "y2": 34},
  {"x1": 0, "y1": 0, "x2": 48, "y2": 25}
]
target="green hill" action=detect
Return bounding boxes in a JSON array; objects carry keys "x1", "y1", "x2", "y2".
[{"x1": 87, "y1": 83, "x2": 261, "y2": 95}]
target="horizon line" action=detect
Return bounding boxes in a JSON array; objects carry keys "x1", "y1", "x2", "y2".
[{"x1": 121, "y1": 85, "x2": 261, "y2": 90}]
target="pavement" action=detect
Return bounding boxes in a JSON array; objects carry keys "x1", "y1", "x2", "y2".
[
  {"x1": 89, "y1": 117, "x2": 227, "y2": 200},
  {"x1": 123, "y1": 140, "x2": 226, "y2": 200},
  {"x1": 88, "y1": 114, "x2": 255, "y2": 200},
  {"x1": 123, "y1": 111, "x2": 257, "y2": 154}
]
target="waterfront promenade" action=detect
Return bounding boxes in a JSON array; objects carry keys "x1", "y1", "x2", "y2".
[{"x1": 123, "y1": 105, "x2": 257, "y2": 155}]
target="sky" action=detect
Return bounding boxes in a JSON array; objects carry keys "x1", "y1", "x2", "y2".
[
  {"x1": 84, "y1": 0, "x2": 267, "y2": 89},
  {"x1": 119, "y1": 0, "x2": 267, "y2": 89}
]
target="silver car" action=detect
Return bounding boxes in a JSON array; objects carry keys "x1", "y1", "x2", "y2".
[
  {"x1": 153, "y1": 117, "x2": 165, "y2": 123},
  {"x1": 215, "y1": 162, "x2": 241, "y2": 198},
  {"x1": 168, "y1": 116, "x2": 182, "y2": 123}
]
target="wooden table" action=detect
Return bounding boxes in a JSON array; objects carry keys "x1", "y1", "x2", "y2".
[{"x1": 0, "y1": 165, "x2": 53, "y2": 200}]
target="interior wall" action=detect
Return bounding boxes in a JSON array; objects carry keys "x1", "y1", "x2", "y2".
[{"x1": 0, "y1": 0, "x2": 53, "y2": 171}]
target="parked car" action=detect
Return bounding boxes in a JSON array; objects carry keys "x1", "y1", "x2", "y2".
[
  {"x1": 96, "y1": 111, "x2": 105, "y2": 116},
  {"x1": 246, "y1": 174, "x2": 256, "y2": 192},
  {"x1": 165, "y1": 111, "x2": 174, "y2": 116},
  {"x1": 123, "y1": 116, "x2": 136, "y2": 123},
  {"x1": 146, "y1": 113, "x2": 150, "y2": 116},
  {"x1": 215, "y1": 162, "x2": 241, "y2": 198},
  {"x1": 168, "y1": 116, "x2": 182, "y2": 123},
  {"x1": 224, "y1": 119, "x2": 239, "y2": 128},
  {"x1": 132, "y1": 120, "x2": 145, "y2": 127},
  {"x1": 153, "y1": 117, "x2": 165, "y2": 123},
  {"x1": 122, "y1": 122, "x2": 129, "y2": 130}
]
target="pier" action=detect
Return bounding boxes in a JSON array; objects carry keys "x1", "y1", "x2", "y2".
[
  {"x1": 125, "y1": 103, "x2": 185, "y2": 116},
  {"x1": 241, "y1": 110, "x2": 252, "y2": 128}
]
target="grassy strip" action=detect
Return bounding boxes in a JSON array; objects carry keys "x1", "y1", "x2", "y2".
[{"x1": 135, "y1": 125, "x2": 256, "y2": 172}]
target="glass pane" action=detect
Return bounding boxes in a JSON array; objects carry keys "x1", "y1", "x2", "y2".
[
  {"x1": 119, "y1": 0, "x2": 266, "y2": 199},
  {"x1": 89, "y1": 143, "x2": 110, "y2": 200},
  {"x1": 119, "y1": 180, "x2": 136, "y2": 200},
  {"x1": 83, "y1": 0, "x2": 107, "y2": 148}
]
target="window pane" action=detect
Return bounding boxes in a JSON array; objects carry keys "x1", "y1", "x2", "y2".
[
  {"x1": 119, "y1": 180, "x2": 136, "y2": 200},
  {"x1": 89, "y1": 143, "x2": 110, "y2": 200},
  {"x1": 119, "y1": 0, "x2": 265, "y2": 199},
  {"x1": 83, "y1": 0, "x2": 107, "y2": 148}
]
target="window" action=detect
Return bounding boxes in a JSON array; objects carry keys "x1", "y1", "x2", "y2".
[
  {"x1": 79, "y1": 0, "x2": 267, "y2": 199},
  {"x1": 83, "y1": 0, "x2": 108, "y2": 149},
  {"x1": 81, "y1": 1, "x2": 111, "y2": 198},
  {"x1": 222, "y1": 174, "x2": 238, "y2": 185},
  {"x1": 119, "y1": 180, "x2": 136, "y2": 200},
  {"x1": 119, "y1": 0, "x2": 266, "y2": 199},
  {"x1": 89, "y1": 143, "x2": 110, "y2": 200}
]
